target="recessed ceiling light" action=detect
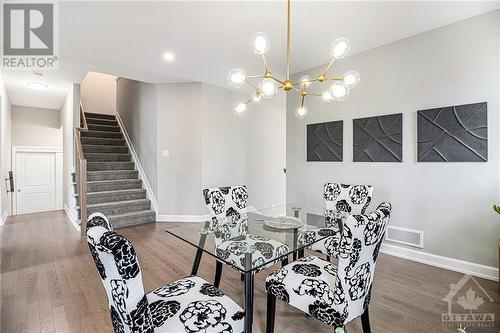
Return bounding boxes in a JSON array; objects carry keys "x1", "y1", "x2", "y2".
[
  {"x1": 163, "y1": 52, "x2": 175, "y2": 62},
  {"x1": 27, "y1": 81, "x2": 48, "y2": 91}
]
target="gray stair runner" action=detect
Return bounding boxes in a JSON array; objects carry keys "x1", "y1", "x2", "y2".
[{"x1": 75, "y1": 112, "x2": 155, "y2": 228}]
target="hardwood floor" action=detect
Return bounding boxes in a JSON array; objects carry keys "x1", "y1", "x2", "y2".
[{"x1": 1, "y1": 211, "x2": 499, "y2": 332}]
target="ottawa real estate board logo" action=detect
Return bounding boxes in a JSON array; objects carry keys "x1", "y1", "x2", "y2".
[
  {"x1": 442, "y1": 274, "x2": 495, "y2": 328},
  {"x1": 2, "y1": 2, "x2": 58, "y2": 69}
]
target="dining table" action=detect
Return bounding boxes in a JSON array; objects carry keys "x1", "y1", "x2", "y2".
[{"x1": 166, "y1": 203, "x2": 339, "y2": 333}]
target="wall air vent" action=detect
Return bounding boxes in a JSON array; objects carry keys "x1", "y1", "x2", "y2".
[{"x1": 385, "y1": 226, "x2": 424, "y2": 248}]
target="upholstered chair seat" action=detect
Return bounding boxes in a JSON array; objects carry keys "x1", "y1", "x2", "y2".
[
  {"x1": 216, "y1": 233, "x2": 290, "y2": 272},
  {"x1": 146, "y1": 276, "x2": 244, "y2": 333},
  {"x1": 85, "y1": 213, "x2": 244, "y2": 333},
  {"x1": 266, "y1": 203, "x2": 391, "y2": 332}
]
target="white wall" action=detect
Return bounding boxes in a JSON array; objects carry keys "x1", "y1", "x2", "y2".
[
  {"x1": 81, "y1": 72, "x2": 116, "y2": 114},
  {"x1": 12, "y1": 106, "x2": 62, "y2": 147},
  {"x1": 0, "y1": 71, "x2": 12, "y2": 218},
  {"x1": 286, "y1": 10, "x2": 500, "y2": 267},
  {"x1": 60, "y1": 84, "x2": 80, "y2": 220}
]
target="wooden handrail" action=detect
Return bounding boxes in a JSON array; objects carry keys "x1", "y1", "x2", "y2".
[{"x1": 74, "y1": 102, "x2": 89, "y2": 236}]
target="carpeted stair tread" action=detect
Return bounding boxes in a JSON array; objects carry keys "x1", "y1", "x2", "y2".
[
  {"x1": 109, "y1": 210, "x2": 156, "y2": 228},
  {"x1": 87, "y1": 123, "x2": 121, "y2": 132},
  {"x1": 82, "y1": 145, "x2": 129, "y2": 154},
  {"x1": 85, "y1": 117, "x2": 118, "y2": 126},
  {"x1": 84, "y1": 112, "x2": 116, "y2": 120},
  {"x1": 84, "y1": 170, "x2": 139, "y2": 181},
  {"x1": 84, "y1": 153, "x2": 132, "y2": 162},
  {"x1": 81, "y1": 130, "x2": 123, "y2": 139},
  {"x1": 81, "y1": 137, "x2": 126, "y2": 146},
  {"x1": 87, "y1": 161, "x2": 135, "y2": 171},
  {"x1": 76, "y1": 189, "x2": 146, "y2": 205}
]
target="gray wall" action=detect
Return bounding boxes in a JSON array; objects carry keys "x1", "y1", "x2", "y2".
[
  {"x1": 60, "y1": 84, "x2": 80, "y2": 217},
  {"x1": 116, "y1": 78, "x2": 286, "y2": 217},
  {"x1": 12, "y1": 106, "x2": 62, "y2": 147},
  {"x1": 116, "y1": 78, "x2": 158, "y2": 196},
  {"x1": 286, "y1": 10, "x2": 500, "y2": 267},
  {"x1": 157, "y1": 82, "x2": 203, "y2": 215},
  {"x1": 0, "y1": 72, "x2": 12, "y2": 217}
]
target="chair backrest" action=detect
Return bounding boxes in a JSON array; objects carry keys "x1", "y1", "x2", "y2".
[
  {"x1": 86, "y1": 214, "x2": 154, "y2": 333},
  {"x1": 335, "y1": 202, "x2": 391, "y2": 322},
  {"x1": 323, "y1": 183, "x2": 374, "y2": 227},
  {"x1": 202, "y1": 185, "x2": 248, "y2": 231}
]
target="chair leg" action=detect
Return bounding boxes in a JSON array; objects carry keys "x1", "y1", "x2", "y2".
[
  {"x1": 298, "y1": 249, "x2": 304, "y2": 259},
  {"x1": 281, "y1": 256, "x2": 288, "y2": 267},
  {"x1": 214, "y1": 261, "x2": 223, "y2": 288},
  {"x1": 361, "y1": 307, "x2": 371, "y2": 333},
  {"x1": 241, "y1": 273, "x2": 245, "y2": 282},
  {"x1": 266, "y1": 293, "x2": 276, "y2": 333},
  {"x1": 326, "y1": 256, "x2": 331, "y2": 262}
]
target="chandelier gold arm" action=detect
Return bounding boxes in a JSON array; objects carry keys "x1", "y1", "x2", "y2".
[
  {"x1": 286, "y1": 0, "x2": 291, "y2": 81},
  {"x1": 262, "y1": 55, "x2": 270, "y2": 73},
  {"x1": 246, "y1": 74, "x2": 265, "y2": 79},
  {"x1": 245, "y1": 78, "x2": 259, "y2": 90},
  {"x1": 300, "y1": 95, "x2": 305, "y2": 107},
  {"x1": 320, "y1": 57, "x2": 336, "y2": 77},
  {"x1": 270, "y1": 76, "x2": 286, "y2": 86}
]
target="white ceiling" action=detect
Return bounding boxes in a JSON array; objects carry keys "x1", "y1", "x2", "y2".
[{"x1": 3, "y1": 1, "x2": 500, "y2": 110}]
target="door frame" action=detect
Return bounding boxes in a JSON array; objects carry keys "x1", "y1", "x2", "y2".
[{"x1": 12, "y1": 146, "x2": 63, "y2": 215}]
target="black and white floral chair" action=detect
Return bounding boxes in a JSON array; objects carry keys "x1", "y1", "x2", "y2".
[
  {"x1": 86, "y1": 213, "x2": 245, "y2": 333},
  {"x1": 265, "y1": 202, "x2": 391, "y2": 333},
  {"x1": 203, "y1": 185, "x2": 289, "y2": 287},
  {"x1": 301, "y1": 183, "x2": 374, "y2": 261}
]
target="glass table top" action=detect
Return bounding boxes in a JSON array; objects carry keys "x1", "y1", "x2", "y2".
[{"x1": 166, "y1": 203, "x2": 339, "y2": 273}]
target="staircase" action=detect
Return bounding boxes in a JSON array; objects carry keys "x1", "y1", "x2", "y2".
[{"x1": 74, "y1": 112, "x2": 156, "y2": 228}]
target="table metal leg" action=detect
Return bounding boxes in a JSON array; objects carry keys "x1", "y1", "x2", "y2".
[
  {"x1": 244, "y1": 270, "x2": 254, "y2": 333},
  {"x1": 244, "y1": 251, "x2": 254, "y2": 333},
  {"x1": 191, "y1": 248, "x2": 203, "y2": 276},
  {"x1": 191, "y1": 232, "x2": 207, "y2": 276}
]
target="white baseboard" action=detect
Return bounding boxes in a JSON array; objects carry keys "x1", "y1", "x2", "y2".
[
  {"x1": 0, "y1": 210, "x2": 7, "y2": 226},
  {"x1": 64, "y1": 204, "x2": 80, "y2": 232},
  {"x1": 381, "y1": 243, "x2": 498, "y2": 282},
  {"x1": 115, "y1": 111, "x2": 158, "y2": 216},
  {"x1": 157, "y1": 214, "x2": 211, "y2": 223}
]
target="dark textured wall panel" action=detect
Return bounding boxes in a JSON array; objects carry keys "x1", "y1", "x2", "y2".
[
  {"x1": 353, "y1": 113, "x2": 403, "y2": 162},
  {"x1": 417, "y1": 102, "x2": 487, "y2": 162},
  {"x1": 307, "y1": 121, "x2": 343, "y2": 161}
]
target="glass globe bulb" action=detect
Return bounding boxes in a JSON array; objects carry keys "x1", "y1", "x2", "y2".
[
  {"x1": 252, "y1": 32, "x2": 270, "y2": 55},
  {"x1": 295, "y1": 106, "x2": 308, "y2": 119},
  {"x1": 330, "y1": 37, "x2": 351, "y2": 59},
  {"x1": 259, "y1": 78, "x2": 277, "y2": 98},
  {"x1": 233, "y1": 102, "x2": 247, "y2": 116},
  {"x1": 299, "y1": 75, "x2": 312, "y2": 88},
  {"x1": 343, "y1": 71, "x2": 360, "y2": 88},
  {"x1": 227, "y1": 68, "x2": 246, "y2": 88},
  {"x1": 329, "y1": 81, "x2": 350, "y2": 101},
  {"x1": 321, "y1": 91, "x2": 334, "y2": 103},
  {"x1": 252, "y1": 92, "x2": 262, "y2": 103}
]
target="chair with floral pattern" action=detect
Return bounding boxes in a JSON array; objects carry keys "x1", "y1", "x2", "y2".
[
  {"x1": 86, "y1": 213, "x2": 245, "y2": 333},
  {"x1": 265, "y1": 202, "x2": 391, "y2": 333}
]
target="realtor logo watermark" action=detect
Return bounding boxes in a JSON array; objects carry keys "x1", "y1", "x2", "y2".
[
  {"x1": 2, "y1": 2, "x2": 58, "y2": 69},
  {"x1": 442, "y1": 274, "x2": 495, "y2": 328}
]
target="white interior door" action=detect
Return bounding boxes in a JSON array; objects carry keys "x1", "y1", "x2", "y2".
[{"x1": 16, "y1": 152, "x2": 57, "y2": 214}]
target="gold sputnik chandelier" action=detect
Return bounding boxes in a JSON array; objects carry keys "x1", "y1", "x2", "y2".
[{"x1": 228, "y1": 0, "x2": 360, "y2": 119}]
